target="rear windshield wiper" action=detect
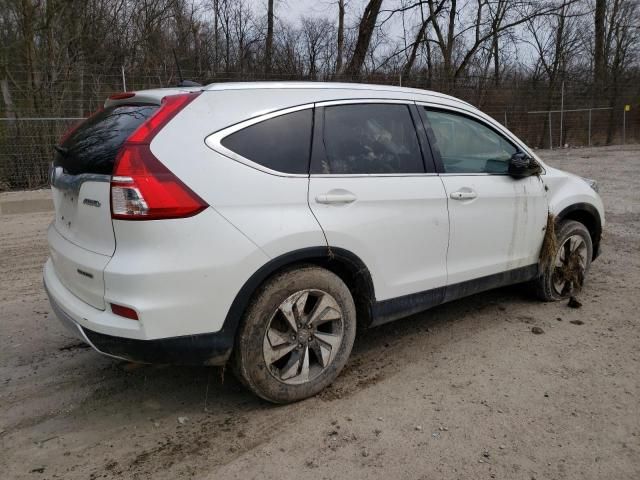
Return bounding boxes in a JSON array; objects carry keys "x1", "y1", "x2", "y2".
[{"x1": 54, "y1": 145, "x2": 69, "y2": 156}]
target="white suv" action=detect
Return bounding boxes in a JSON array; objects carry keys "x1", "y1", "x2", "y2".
[{"x1": 45, "y1": 82, "x2": 604, "y2": 403}]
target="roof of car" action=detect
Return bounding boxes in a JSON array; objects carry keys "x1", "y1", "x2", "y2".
[{"x1": 202, "y1": 81, "x2": 472, "y2": 107}]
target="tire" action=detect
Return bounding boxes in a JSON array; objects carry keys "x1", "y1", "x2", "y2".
[
  {"x1": 232, "y1": 265, "x2": 356, "y2": 403},
  {"x1": 534, "y1": 219, "x2": 593, "y2": 301}
]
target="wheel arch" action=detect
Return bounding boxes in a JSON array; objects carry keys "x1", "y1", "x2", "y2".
[
  {"x1": 556, "y1": 203, "x2": 602, "y2": 260},
  {"x1": 221, "y1": 247, "x2": 376, "y2": 343}
]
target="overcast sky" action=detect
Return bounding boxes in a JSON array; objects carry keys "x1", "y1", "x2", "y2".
[
  {"x1": 277, "y1": 0, "x2": 343, "y2": 25},
  {"x1": 261, "y1": 0, "x2": 538, "y2": 67}
]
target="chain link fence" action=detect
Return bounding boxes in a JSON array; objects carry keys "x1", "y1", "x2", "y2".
[{"x1": 1, "y1": 70, "x2": 638, "y2": 191}]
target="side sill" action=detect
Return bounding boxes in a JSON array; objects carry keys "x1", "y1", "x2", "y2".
[{"x1": 370, "y1": 264, "x2": 539, "y2": 327}]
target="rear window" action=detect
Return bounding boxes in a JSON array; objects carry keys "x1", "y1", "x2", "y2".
[
  {"x1": 54, "y1": 104, "x2": 158, "y2": 175},
  {"x1": 221, "y1": 109, "x2": 313, "y2": 174}
]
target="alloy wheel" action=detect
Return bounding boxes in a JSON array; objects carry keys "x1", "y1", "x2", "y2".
[
  {"x1": 262, "y1": 289, "x2": 344, "y2": 385},
  {"x1": 552, "y1": 234, "x2": 588, "y2": 296}
]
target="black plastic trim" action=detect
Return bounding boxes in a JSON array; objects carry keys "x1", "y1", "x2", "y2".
[
  {"x1": 372, "y1": 286, "x2": 445, "y2": 326},
  {"x1": 409, "y1": 103, "x2": 437, "y2": 173},
  {"x1": 443, "y1": 264, "x2": 538, "y2": 303},
  {"x1": 82, "y1": 327, "x2": 233, "y2": 366},
  {"x1": 556, "y1": 203, "x2": 603, "y2": 260},
  {"x1": 370, "y1": 264, "x2": 539, "y2": 327},
  {"x1": 220, "y1": 246, "x2": 375, "y2": 339}
]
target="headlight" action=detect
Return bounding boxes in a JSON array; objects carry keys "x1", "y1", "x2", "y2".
[{"x1": 581, "y1": 177, "x2": 599, "y2": 193}]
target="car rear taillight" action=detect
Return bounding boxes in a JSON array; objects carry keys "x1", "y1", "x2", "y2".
[{"x1": 110, "y1": 92, "x2": 207, "y2": 220}]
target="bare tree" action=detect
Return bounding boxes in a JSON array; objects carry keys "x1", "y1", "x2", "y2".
[
  {"x1": 335, "y1": 0, "x2": 345, "y2": 73},
  {"x1": 593, "y1": 0, "x2": 606, "y2": 87},
  {"x1": 265, "y1": 0, "x2": 274, "y2": 75},
  {"x1": 427, "y1": 0, "x2": 571, "y2": 89},
  {"x1": 344, "y1": 0, "x2": 384, "y2": 78},
  {"x1": 301, "y1": 17, "x2": 334, "y2": 79},
  {"x1": 401, "y1": 0, "x2": 446, "y2": 79},
  {"x1": 527, "y1": 0, "x2": 584, "y2": 146}
]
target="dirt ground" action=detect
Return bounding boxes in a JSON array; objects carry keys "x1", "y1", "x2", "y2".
[{"x1": 1, "y1": 145, "x2": 639, "y2": 480}]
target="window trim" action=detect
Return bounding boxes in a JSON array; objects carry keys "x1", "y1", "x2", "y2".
[
  {"x1": 204, "y1": 103, "x2": 315, "y2": 178},
  {"x1": 310, "y1": 99, "x2": 435, "y2": 177},
  {"x1": 416, "y1": 102, "x2": 534, "y2": 176}
]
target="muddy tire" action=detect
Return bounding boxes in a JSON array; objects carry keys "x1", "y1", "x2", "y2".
[
  {"x1": 232, "y1": 266, "x2": 356, "y2": 404},
  {"x1": 534, "y1": 220, "x2": 593, "y2": 301}
]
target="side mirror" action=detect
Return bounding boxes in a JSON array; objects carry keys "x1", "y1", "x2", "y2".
[{"x1": 508, "y1": 152, "x2": 541, "y2": 178}]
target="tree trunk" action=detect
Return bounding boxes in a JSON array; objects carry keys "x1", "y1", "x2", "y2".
[
  {"x1": 492, "y1": 33, "x2": 500, "y2": 86},
  {"x1": 593, "y1": 0, "x2": 606, "y2": 89},
  {"x1": 344, "y1": 0, "x2": 383, "y2": 78},
  {"x1": 402, "y1": 20, "x2": 428, "y2": 79},
  {"x1": 265, "y1": 0, "x2": 274, "y2": 75},
  {"x1": 1, "y1": 79, "x2": 16, "y2": 120},
  {"x1": 213, "y1": 0, "x2": 219, "y2": 74},
  {"x1": 335, "y1": 0, "x2": 345, "y2": 74}
]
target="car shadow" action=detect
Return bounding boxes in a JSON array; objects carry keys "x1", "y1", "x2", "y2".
[{"x1": 68, "y1": 281, "x2": 538, "y2": 414}]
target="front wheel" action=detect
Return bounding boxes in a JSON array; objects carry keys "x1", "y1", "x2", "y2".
[
  {"x1": 232, "y1": 266, "x2": 356, "y2": 403},
  {"x1": 535, "y1": 220, "x2": 593, "y2": 301}
]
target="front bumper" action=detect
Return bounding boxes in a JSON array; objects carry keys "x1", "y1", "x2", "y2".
[{"x1": 44, "y1": 263, "x2": 233, "y2": 366}]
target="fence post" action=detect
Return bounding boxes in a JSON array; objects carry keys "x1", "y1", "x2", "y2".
[
  {"x1": 548, "y1": 111, "x2": 553, "y2": 150},
  {"x1": 623, "y1": 106, "x2": 626, "y2": 145},
  {"x1": 559, "y1": 80, "x2": 564, "y2": 148},
  {"x1": 504, "y1": 111, "x2": 507, "y2": 128},
  {"x1": 588, "y1": 109, "x2": 592, "y2": 147},
  {"x1": 121, "y1": 66, "x2": 127, "y2": 92}
]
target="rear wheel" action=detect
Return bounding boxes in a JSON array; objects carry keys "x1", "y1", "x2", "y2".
[
  {"x1": 232, "y1": 266, "x2": 356, "y2": 403},
  {"x1": 535, "y1": 220, "x2": 593, "y2": 301}
]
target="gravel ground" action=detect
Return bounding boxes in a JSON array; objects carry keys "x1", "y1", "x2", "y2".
[{"x1": 1, "y1": 145, "x2": 639, "y2": 480}]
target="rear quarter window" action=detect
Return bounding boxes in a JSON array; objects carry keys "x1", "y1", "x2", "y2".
[
  {"x1": 54, "y1": 105, "x2": 158, "y2": 175},
  {"x1": 220, "y1": 109, "x2": 313, "y2": 174}
]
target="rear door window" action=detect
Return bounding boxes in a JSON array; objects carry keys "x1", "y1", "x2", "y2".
[
  {"x1": 54, "y1": 105, "x2": 158, "y2": 175},
  {"x1": 313, "y1": 103, "x2": 424, "y2": 174},
  {"x1": 221, "y1": 109, "x2": 313, "y2": 174}
]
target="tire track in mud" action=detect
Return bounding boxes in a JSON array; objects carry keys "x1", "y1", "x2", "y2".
[
  {"x1": 92, "y1": 342, "x2": 400, "y2": 478},
  {"x1": 103, "y1": 298, "x2": 510, "y2": 478}
]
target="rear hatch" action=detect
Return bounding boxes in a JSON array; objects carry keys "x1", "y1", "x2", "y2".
[{"x1": 50, "y1": 104, "x2": 158, "y2": 309}]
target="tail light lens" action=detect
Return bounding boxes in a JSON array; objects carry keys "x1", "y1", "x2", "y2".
[
  {"x1": 110, "y1": 92, "x2": 207, "y2": 220},
  {"x1": 110, "y1": 303, "x2": 139, "y2": 320}
]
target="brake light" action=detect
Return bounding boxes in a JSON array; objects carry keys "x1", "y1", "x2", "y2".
[
  {"x1": 111, "y1": 303, "x2": 139, "y2": 320},
  {"x1": 110, "y1": 93, "x2": 207, "y2": 220},
  {"x1": 109, "y1": 92, "x2": 135, "y2": 100}
]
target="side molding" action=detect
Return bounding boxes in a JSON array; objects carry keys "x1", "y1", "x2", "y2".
[{"x1": 370, "y1": 264, "x2": 539, "y2": 327}]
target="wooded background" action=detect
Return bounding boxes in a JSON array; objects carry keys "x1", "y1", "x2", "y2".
[{"x1": 1, "y1": 0, "x2": 639, "y2": 190}]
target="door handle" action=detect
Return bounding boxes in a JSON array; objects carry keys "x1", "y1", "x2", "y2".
[
  {"x1": 450, "y1": 190, "x2": 478, "y2": 200},
  {"x1": 315, "y1": 193, "x2": 357, "y2": 204}
]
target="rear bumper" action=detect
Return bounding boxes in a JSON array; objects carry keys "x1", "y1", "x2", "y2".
[
  {"x1": 80, "y1": 328, "x2": 233, "y2": 366},
  {"x1": 44, "y1": 260, "x2": 233, "y2": 366}
]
